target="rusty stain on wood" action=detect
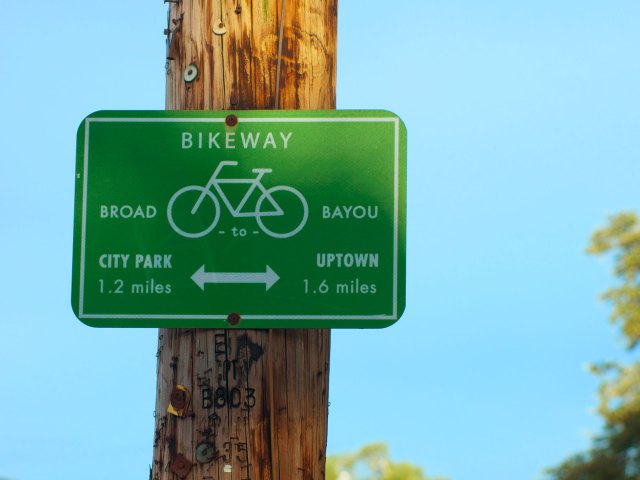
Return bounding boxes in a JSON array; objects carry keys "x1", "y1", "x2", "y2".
[
  {"x1": 153, "y1": 1, "x2": 336, "y2": 478},
  {"x1": 164, "y1": 0, "x2": 336, "y2": 110},
  {"x1": 154, "y1": 329, "x2": 332, "y2": 479}
]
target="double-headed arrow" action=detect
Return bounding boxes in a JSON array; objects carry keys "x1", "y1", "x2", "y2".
[{"x1": 191, "y1": 265, "x2": 280, "y2": 291}]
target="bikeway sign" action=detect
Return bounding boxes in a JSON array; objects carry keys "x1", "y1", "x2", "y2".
[{"x1": 71, "y1": 110, "x2": 407, "y2": 328}]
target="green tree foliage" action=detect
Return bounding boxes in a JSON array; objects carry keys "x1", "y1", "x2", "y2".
[
  {"x1": 546, "y1": 212, "x2": 640, "y2": 480},
  {"x1": 326, "y1": 442, "x2": 448, "y2": 480},
  {"x1": 588, "y1": 212, "x2": 640, "y2": 348}
]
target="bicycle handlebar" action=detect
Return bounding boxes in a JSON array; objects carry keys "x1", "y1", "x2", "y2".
[{"x1": 211, "y1": 160, "x2": 238, "y2": 178}]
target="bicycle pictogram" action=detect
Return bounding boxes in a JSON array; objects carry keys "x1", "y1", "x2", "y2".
[{"x1": 167, "y1": 160, "x2": 308, "y2": 239}]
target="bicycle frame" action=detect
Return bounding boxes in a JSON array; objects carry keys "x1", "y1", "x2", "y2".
[{"x1": 191, "y1": 161, "x2": 283, "y2": 217}]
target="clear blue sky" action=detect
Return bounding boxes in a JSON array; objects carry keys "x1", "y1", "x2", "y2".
[{"x1": 1, "y1": 1, "x2": 639, "y2": 479}]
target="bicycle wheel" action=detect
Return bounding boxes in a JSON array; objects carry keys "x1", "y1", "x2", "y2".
[
  {"x1": 255, "y1": 186, "x2": 308, "y2": 239},
  {"x1": 167, "y1": 186, "x2": 220, "y2": 238}
]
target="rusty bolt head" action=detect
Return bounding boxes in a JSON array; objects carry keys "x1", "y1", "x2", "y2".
[
  {"x1": 171, "y1": 454, "x2": 193, "y2": 478},
  {"x1": 235, "y1": 5, "x2": 242, "y2": 14},
  {"x1": 227, "y1": 312, "x2": 241, "y2": 325},
  {"x1": 225, "y1": 114, "x2": 238, "y2": 127},
  {"x1": 170, "y1": 388, "x2": 187, "y2": 409}
]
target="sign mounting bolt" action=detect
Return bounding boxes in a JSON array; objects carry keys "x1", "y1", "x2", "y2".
[
  {"x1": 225, "y1": 114, "x2": 238, "y2": 127},
  {"x1": 227, "y1": 312, "x2": 241, "y2": 326}
]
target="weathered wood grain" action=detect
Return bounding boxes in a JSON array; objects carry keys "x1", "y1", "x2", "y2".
[
  {"x1": 153, "y1": 1, "x2": 336, "y2": 478},
  {"x1": 165, "y1": 0, "x2": 336, "y2": 110}
]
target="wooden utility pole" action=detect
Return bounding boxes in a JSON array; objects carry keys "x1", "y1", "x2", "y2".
[{"x1": 152, "y1": 1, "x2": 336, "y2": 479}]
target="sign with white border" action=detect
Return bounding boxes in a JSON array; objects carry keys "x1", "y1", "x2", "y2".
[{"x1": 71, "y1": 110, "x2": 406, "y2": 328}]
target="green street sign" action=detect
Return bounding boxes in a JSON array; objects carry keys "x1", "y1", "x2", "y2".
[{"x1": 71, "y1": 110, "x2": 407, "y2": 328}]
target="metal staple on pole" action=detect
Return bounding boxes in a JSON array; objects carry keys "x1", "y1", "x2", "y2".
[{"x1": 274, "y1": 0, "x2": 287, "y2": 109}]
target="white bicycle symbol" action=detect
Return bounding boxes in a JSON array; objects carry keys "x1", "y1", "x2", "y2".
[{"x1": 167, "y1": 160, "x2": 308, "y2": 239}]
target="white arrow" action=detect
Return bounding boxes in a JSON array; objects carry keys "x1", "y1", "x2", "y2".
[{"x1": 191, "y1": 265, "x2": 280, "y2": 291}]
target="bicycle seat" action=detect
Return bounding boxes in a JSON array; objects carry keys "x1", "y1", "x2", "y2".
[{"x1": 252, "y1": 168, "x2": 273, "y2": 174}]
